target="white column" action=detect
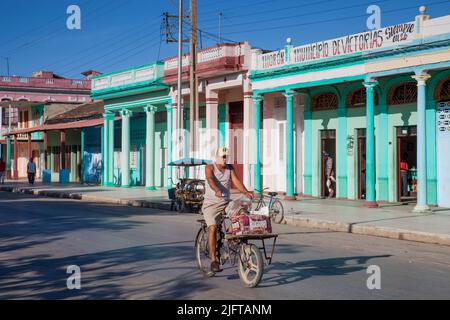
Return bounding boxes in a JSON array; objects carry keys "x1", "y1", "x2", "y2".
[
  {"x1": 206, "y1": 89, "x2": 219, "y2": 160},
  {"x1": 412, "y1": 73, "x2": 431, "y2": 212},
  {"x1": 243, "y1": 90, "x2": 255, "y2": 189}
]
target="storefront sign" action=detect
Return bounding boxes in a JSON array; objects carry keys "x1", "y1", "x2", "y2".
[
  {"x1": 291, "y1": 22, "x2": 415, "y2": 64},
  {"x1": 347, "y1": 135, "x2": 355, "y2": 156},
  {"x1": 436, "y1": 102, "x2": 450, "y2": 207},
  {"x1": 130, "y1": 148, "x2": 137, "y2": 170}
]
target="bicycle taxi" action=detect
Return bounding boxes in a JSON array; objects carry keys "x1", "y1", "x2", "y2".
[
  {"x1": 167, "y1": 157, "x2": 210, "y2": 213},
  {"x1": 195, "y1": 197, "x2": 279, "y2": 288}
]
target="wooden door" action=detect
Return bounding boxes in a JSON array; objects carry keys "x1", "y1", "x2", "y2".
[{"x1": 229, "y1": 101, "x2": 244, "y2": 187}]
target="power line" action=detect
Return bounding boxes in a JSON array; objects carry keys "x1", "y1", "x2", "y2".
[
  {"x1": 49, "y1": 24, "x2": 162, "y2": 74},
  {"x1": 182, "y1": 20, "x2": 238, "y2": 44},
  {"x1": 84, "y1": 38, "x2": 163, "y2": 77},
  {"x1": 198, "y1": 0, "x2": 276, "y2": 16},
  {"x1": 198, "y1": 0, "x2": 340, "y2": 24},
  {"x1": 41, "y1": 15, "x2": 163, "y2": 70},
  {"x1": 199, "y1": 0, "x2": 395, "y2": 30},
  {"x1": 62, "y1": 32, "x2": 163, "y2": 78},
  {"x1": 0, "y1": 0, "x2": 93, "y2": 50},
  {"x1": 221, "y1": 0, "x2": 449, "y2": 36},
  {"x1": 1, "y1": 0, "x2": 131, "y2": 56}
]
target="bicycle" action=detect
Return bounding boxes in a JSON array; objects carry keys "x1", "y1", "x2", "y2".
[
  {"x1": 195, "y1": 198, "x2": 278, "y2": 288},
  {"x1": 113, "y1": 174, "x2": 121, "y2": 187},
  {"x1": 254, "y1": 188, "x2": 285, "y2": 224},
  {"x1": 85, "y1": 169, "x2": 101, "y2": 186}
]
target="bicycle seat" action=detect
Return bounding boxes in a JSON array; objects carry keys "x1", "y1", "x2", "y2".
[{"x1": 268, "y1": 192, "x2": 278, "y2": 197}]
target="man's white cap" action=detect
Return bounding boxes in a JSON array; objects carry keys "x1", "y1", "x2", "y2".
[{"x1": 215, "y1": 146, "x2": 229, "y2": 157}]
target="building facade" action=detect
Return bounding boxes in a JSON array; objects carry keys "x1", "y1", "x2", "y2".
[
  {"x1": 163, "y1": 42, "x2": 255, "y2": 187},
  {"x1": 91, "y1": 62, "x2": 172, "y2": 189},
  {"x1": 0, "y1": 71, "x2": 91, "y2": 179},
  {"x1": 248, "y1": 10, "x2": 450, "y2": 210}
]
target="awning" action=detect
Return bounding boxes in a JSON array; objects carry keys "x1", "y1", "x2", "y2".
[
  {"x1": 168, "y1": 158, "x2": 212, "y2": 167},
  {"x1": 4, "y1": 116, "x2": 120, "y2": 136}
]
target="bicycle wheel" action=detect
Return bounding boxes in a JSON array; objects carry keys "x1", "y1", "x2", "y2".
[
  {"x1": 176, "y1": 199, "x2": 186, "y2": 213},
  {"x1": 86, "y1": 174, "x2": 95, "y2": 186},
  {"x1": 237, "y1": 244, "x2": 264, "y2": 288},
  {"x1": 270, "y1": 199, "x2": 284, "y2": 224},
  {"x1": 195, "y1": 227, "x2": 215, "y2": 277}
]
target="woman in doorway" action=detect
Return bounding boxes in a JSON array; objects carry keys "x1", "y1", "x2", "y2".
[
  {"x1": 323, "y1": 152, "x2": 336, "y2": 198},
  {"x1": 400, "y1": 153, "x2": 409, "y2": 197}
]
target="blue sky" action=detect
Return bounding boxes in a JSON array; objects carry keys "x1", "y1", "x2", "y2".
[{"x1": 0, "y1": 0, "x2": 449, "y2": 79}]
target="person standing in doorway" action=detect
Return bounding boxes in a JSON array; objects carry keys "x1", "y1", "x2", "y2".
[
  {"x1": 0, "y1": 158, "x2": 6, "y2": 184},
  {"x1": 400, "y1": 153, "x2": 409, "y2": 197},
  {"x1": 323, "y1": 152, "x2": 336, "y2": 198},
  {"x1": 27, "y1": 157, "x2": 36, "y2": 185}
]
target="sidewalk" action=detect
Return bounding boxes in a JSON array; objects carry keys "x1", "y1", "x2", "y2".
[
  {"x1": 0, "y1": 181, "x2": 172, "y2": 210},
  {"x1": 1, "y1": 180, "x2": 450, "y2": 246}
]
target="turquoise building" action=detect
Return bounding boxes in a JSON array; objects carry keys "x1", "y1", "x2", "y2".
[
  {"x1": 249, "y1": 10, "x2": 450, "y2": 210},
  {"x1": 91, "y1": 62, "x2": 173, "y2": 189}
]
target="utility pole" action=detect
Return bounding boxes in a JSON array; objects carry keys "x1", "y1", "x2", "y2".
[
  {"x1": 218, "y1": 12, "x2": 222, "y2": 44},
  {"x1": 177, "y1": 0, "x2": 184, "y2": 159},
  {"x1": 164, "y1": 0, "x2": 198, "y2": 158},
  {"x1": 189, "y1": 0, "x2": 197, "y2": 159},
  {"x1": 3, "y1": 57, "x2": 10, "y2": 75}
]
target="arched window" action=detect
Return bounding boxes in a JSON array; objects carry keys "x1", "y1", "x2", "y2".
[
  {"x1": 346, "y1": 87, "x2": 379, "y2": 108},
  {"x1": 311, "y1": 92, "x2": 338, "y2": 111},
  {"x1": 436, "y1": 78, "x2": 450, "y2": 102},
  {"x1": 387, "y1": 82, "x2": 417, "y2": 105}
]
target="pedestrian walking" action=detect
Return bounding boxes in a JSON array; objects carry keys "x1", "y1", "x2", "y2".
[
  {"x1": 27, "y1": 157, "x2": 36, "y2": 185},
  {"x1": 0, "y1": 158, "x2": 6, "y2": 184}
]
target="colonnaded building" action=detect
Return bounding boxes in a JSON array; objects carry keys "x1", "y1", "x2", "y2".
[{"x1": 85, "y1": 8, "x2": 450, "y2": 211}]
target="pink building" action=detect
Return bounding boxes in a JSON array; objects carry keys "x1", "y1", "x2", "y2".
[{"x1": 0, "y1": 71, "x2": 92, "y2": 179}]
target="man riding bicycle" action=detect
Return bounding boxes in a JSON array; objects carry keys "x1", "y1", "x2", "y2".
[{"x1": 202, "y1": 146, "x2": 253, "y2": 273}]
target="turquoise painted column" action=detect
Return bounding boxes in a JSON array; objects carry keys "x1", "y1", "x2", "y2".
[
  {"x1": 252, "y1": 95, "x2": 263, "y2": 195},
  {"x1": 377, "y1": 101, "x2": 389, "y2": 202},
  {"x1": 6, "y1": 136, "x2": 11, "y2": 179},
  {"x1": 109, "y1": 115, "x2": 115, "y2": 186},
  {"x1": 145, "y1": 106, "x2": 156, "y2": 190},
  {"x1": 218, "y1": 103, "x2": 227, "y2": 147},
  {"x1": 412, "y1": 73, "x2": 431, "y2": 212},
  {"x1": 426, "y1": 97, "x2": 437, "y2": 205},
  {"x1": 364, "y1": 81, "x2": 378, "y2": 208},
  {"x1": 166, "y1": 104, "x2": 173, "y2": 189},
  {"x1": 103, "y1": 113, "x2": 115, "y2": 186},
  {"x1": 337, "y1": 97, "x2": 348, "y2": 199},
  {"x1": 80, "y1": 129, "x2": 85, "y2": 184},
  {"x1": 303, "y1": 94, "x2": 312, "y2": 196},
  {"x1": 102, "y1": 113, "x2": 110, "y2": 186},
  {"x1": 284, "y1": 90, "x2": 296, "y2": 200},
  {"x1": 120, "y1": 110, "x2": 132, "y2": 188},
  {"x1": 101, "y1": 124, "x2": 105, "y2": 186}
]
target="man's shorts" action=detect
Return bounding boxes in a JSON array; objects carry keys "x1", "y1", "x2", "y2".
[{"x1": 202, "y1": 200, "x2": 229, "y2": 227}]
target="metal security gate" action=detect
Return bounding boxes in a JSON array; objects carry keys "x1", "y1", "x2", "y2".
[{"x1": 437, "y1": 101, "x2": 450, "y2": 208}]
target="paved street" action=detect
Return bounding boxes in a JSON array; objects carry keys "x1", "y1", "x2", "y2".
[{"x1": 0, "y1": 191, "x2": 449, "y2": 300}]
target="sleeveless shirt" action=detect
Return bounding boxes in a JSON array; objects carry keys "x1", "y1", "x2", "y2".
[{"x1": 204, "y1": 163, "x2": 232, "y2": 203}]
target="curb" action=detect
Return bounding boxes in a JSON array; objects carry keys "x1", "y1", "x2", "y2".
[
  {"x1": 283, "y1": 214, "x2": 450, "y2": 246},
  {"x1": 2, "y1": 186, "x2": 449, "y2": 246},
  {"x1": 0, "y1": 186, "x2": 172, "y2": 212}
]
